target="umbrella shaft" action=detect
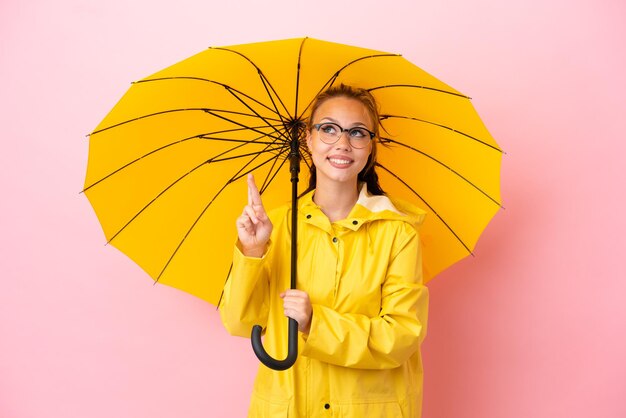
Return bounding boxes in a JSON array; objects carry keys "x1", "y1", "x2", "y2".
[{"x1": 289, "y1": 129, "x2": 300, "y2": 290}]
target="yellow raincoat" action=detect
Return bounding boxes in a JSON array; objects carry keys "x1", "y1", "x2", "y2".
[{"x1": 220, "y1": 186, "x2": 429, "y2": 417}]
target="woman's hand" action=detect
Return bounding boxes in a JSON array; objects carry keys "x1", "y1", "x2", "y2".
[
  {"x1": 280, "y1": 289, "x2": 313, "y2": 334},
  {"x1": 236, "y1": 174, "x2": 272, "y2": 257}
]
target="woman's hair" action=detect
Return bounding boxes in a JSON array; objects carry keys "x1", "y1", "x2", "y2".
[{"x1": 301, "y1": 84, "x2": 385, "y2": 196}]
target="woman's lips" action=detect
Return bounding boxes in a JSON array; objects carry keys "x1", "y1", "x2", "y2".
[{"x1": 327, "y1": 156, "x2": 354, "y2": 168}]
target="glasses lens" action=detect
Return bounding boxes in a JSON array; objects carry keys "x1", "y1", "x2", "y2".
[
  {"x1": 317, "y1": 123, "x2": 340, "y2": 144},
  {"x1": 347, "y1": 128, "x2": 371, "y2": 149}
]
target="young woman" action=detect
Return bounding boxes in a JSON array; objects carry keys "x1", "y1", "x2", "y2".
[{"x1": 220, "y1": 84, "x2": 429, "y2": 417}]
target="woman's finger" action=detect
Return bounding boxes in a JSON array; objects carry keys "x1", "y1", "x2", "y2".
[
  {"x1": 247, "y1": 174, "x2": 264, "y2": 208},
  {"x1": 236, "y1": 215, "x2": 252, "y2": 231},
  {"x1": 243, "y1": 205, "x2": 259, "y2": 225},
  {"x1": 281, "y1": 289, "x2": 308, "y2": 299},
  {"x1": 281, "y1": 290, "x2": 312, "y2": 333}
]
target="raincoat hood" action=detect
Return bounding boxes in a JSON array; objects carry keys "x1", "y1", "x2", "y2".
[{"x1": 298, "y1": 183, "x2": 426, "y2": 234}]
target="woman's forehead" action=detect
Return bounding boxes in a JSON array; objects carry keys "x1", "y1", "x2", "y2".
[{"x1": 314, "y1": 97, "x2": 373, "y2": 126}]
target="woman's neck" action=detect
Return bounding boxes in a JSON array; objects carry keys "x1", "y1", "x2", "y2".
[{"x1": 313, "y1": 179, "x2": 360, "y2": 222}]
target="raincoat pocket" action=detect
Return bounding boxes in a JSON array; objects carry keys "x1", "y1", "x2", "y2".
[
  {"x1": 248, "y1": 393, "x2": 291, "y2": 418},
  {"x1": 337, "y1": 400, "x2": 404, "y2": 418}
]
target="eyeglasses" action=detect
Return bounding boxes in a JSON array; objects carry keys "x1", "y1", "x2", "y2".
[{"x1": 312, "y1": 122, "x2": 375, "y2": 149}]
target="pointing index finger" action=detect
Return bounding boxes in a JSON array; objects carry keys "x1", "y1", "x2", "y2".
[{"x1": 247, "y1": 174, "x2": 263, "y2": 207}]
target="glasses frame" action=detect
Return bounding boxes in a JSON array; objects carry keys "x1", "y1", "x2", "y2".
[{"x1": 312, "y1": 122, "x2": 375, "y2": 149}]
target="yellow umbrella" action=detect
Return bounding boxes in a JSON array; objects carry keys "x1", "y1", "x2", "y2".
[{"x1": 84, "y1": 37, "x2": 502, "y2": 369}]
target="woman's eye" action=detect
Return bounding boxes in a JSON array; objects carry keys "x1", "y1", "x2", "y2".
[
  {"x1": 350, "y1": 128, "x2": 366, "y2": 138},
  {"x1": 321, "y1": 124, "x2": 337, "y2": 134}
]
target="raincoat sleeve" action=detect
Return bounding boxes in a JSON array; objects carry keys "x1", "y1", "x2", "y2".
[
  {"x1": 218, "y1": 242, "x2": 272, "y2": 338},
  {"x1": 301, "y1": 227, "x2": 428, "y2": 369}
]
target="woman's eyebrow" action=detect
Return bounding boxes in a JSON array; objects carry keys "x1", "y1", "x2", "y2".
[{"x1": 318, "y1": 117, "x2": 368, "y2": 128}]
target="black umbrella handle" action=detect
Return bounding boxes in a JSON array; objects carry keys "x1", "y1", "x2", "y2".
[{"x1": 251, "y1": 318, "x2": 298, "y2": 370}]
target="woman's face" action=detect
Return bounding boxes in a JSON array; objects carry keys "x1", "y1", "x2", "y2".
[{"x1": 306, "y1": 97, "x2": 373, "y2": 188}]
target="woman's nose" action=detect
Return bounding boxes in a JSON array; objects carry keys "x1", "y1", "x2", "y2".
[{"x1": 334, "y1": 131, "x2": 352, "y2": 149}]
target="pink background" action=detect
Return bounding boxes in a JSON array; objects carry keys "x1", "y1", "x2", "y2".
[{"x1": 1, "y1": 0, "x2": 625, "y2": 417}]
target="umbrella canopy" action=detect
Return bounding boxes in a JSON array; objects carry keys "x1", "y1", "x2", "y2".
[{"x1": 84, "y1": 36, "x2": 502, "y2": 309}]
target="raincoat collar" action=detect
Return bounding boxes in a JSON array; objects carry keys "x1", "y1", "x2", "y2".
[{"x1": 299, "y1": 184, "x2": 426, "y2": 233}]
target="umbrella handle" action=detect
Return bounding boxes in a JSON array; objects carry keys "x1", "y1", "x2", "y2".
[
  {"x1": 251, "y1": 318, "x2": 298, "y2": 371},
  {"x1": 250, "y1": 125, "x2": 302, "y2": 371}
]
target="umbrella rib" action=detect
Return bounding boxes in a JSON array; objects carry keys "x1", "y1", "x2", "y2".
[
  {"x1": 258, "y1": 146, "x2": 292, "y2": 195},
  {"x1": 380, "y1": 137, "x2": 502, "y2": 207},
  {"x1": 380, "y1": 115, "x2": 502, "y2": 153},
  {"x1": 209, "y1": 47, "x2": 292, "y2": 120},
  {"x1": 296, "y1": 52, "x2": 399, "y2": 120},
  {"x1": 154, "y1": 147, "x2": 291, "y2": 283},
  {"x1": 83, "y1": 126, "x2": 280, "y2": 192},
  {"x1": 221, "y1": 87, "x2": 290, "y2": 141},
  {"x1": 228, "y1": 147, "x2": 291, "y2": 185},
  {"x1": 258, "y1": 74, "x2": 289, "y2": 125},
  {"x1": 134, "y1": 77, "x2": 283, "y2": 119},
  {"x1": 299, "y1": 141, "x2": 312, "y2": 171},
  {"x1": 204, "y1": 109, "x2": 288, "y2": 144},
  {"x1": 254, "y1": 139, "x2": 310, "y2": 197},
  {"x1": 199, "y1": 136, "x2": 276, "y2": 145},
  {"x1": 216, "y1": 262, "x2": 234, "y2": 309},
  {"x1": 368, "y1": 84, "x2": 470, "y2": 99},
  {"x1": 377, "y1": 163, "x2": 474, "y2": 256},
  {"x1": 294, "y1": 38, "x2": 306, "y2": 118},
  {"x1": 89, "y1": 108, "x2": 282, "y2": 136}
]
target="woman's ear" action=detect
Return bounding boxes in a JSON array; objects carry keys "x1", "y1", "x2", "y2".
[{"x1": 306, "y1": 129, "x2": 312, "y2": 150}]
